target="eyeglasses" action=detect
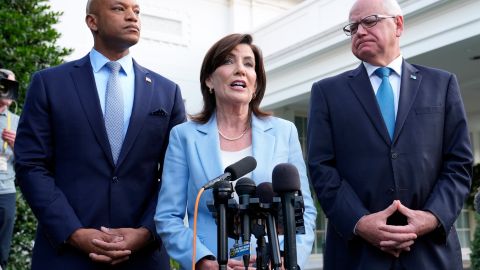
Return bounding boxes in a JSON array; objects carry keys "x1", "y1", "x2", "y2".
[{"x1": 343, "y1": 14, "x2": 396, "y2": 36}]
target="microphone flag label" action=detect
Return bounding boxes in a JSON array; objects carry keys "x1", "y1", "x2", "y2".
[{"x1": 230, "y1": 243, "x2": 250, "y2": 258}]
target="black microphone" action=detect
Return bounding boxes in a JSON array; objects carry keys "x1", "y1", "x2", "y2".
[
  {"x1": 257, "y1": 182, "x2": 282, "y2": 270},
  {"x1": 272, "y1": 163, "x2": 300, "y2": 270},
  {"x1": 235, "y1": 177, "x2": 256, "y2": 269},
  {"x1": 202, "y1": 156, "x2": 257, "y2": 190},
  {"x1": 213, "y1": 180, "x2": 234, "y2": 270}
]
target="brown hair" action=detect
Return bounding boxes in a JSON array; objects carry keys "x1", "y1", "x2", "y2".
[{"x1": 190, "y1": 33, "x2": 271, "y2": 123}]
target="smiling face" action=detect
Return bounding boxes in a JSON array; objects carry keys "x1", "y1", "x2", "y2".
[
  {"x1": 206, "y1": 44, "x2": 257, "y2": 109},
  {"x1": 349, "y1": 0, "x2": 403, "y2": 66},
  {"x1": 86, "y1": 0, "x2": 141, "y2": 59}
]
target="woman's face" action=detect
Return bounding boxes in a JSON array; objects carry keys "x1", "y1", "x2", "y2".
[{"x1": 206, "y1": 44, "x2": 257, "y2": 108}]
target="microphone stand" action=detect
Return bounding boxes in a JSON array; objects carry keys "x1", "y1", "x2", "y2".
[
  {"x1": 251, "y1": 214, "x2": 269, "y2": 270},
  {"x1": 213, "y1": 180, "x2": 233, "y2": 270},
  {"x1": 265, "y1": 209, "x2": 282, "y2": 270}
]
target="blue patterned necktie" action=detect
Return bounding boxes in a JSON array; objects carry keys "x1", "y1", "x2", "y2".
[
  {"x1": 104, "y1": 61, "x2": 124, "y2": 164},
  {"x1": 374, "y1": 67, "x2": 395, "y2": 140}
]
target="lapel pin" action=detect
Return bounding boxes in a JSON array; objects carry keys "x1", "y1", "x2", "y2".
[
  {"x1": 145, "y1": 77, "x2": 152, "y2": 83},
  {"x1": 410, "y1": 74, "x2": 416, "y2": 80}
]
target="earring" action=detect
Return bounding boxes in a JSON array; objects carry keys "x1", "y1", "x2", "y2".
[
  {"x1": 252, "y1": 92, "x2": 257, "y2": 99},
  {"x1": 209, "y1": 88, "x2": 214, "y2": 94}
]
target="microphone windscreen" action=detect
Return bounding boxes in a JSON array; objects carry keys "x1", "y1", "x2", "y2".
[
  {"x1": 213, "y1": 179, "x2": 232, "y2": 190},
  {"x1": 256, "y1": 182, "x2": 275, "y2": 203},
  {"x1": 213, "y1": 180, "x2": 233, "y2": 202},
  {"x1": 272, "y1": 163, "x2": 300, "y2": 193},
  {"x1": 235, "y1": 177, "x2": 256, "y2": 196},
  {"x1": 224, "y1": 156, "x2": 257, "y2": 180}
]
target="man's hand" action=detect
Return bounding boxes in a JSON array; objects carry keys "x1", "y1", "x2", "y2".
[
  {"x1": 355, "y1": 200, "x2": 417, "y2": 257},
  {"x1": 2, "y1": 129, "x2": 15, "y2": 148},
  {"x1": 99, "y1": 226, "x2": 151, "y2": 251},
  {"x1": 88, "y1": 227, "x2": 151, "y2": 264},
  {"x1": 380, "y1": 201, "x2": 439, "y2": 237},
  {"x1": 68, "y1": 228, "x2": 131, "y2": 264}
]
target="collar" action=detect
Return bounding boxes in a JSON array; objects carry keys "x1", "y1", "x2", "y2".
[
  {"x1": 89, "y1": 48, "x2": 134, "y2": 76},
  {"x1": 197, "y1": 111, "x2": 273, "y2": 134},
  {"x1": 363, "y1": 55, "x2": 403, "y2": 77},
  {"x1": 0, "y1": 108, "x2": 9, "y2": 116}
]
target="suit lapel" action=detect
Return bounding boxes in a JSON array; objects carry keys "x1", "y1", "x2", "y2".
[
  {"x1": 348, "y1": 64, "x2": 391, "y2": 145},
  {"x1": 251, "y1": 116, "x2": 275, "y2": 182},
  {"x1": 71, "y1": 55, "x2": 114, "y2": 165},
  {"x1": 195, "y1": 115, "x2": 224, "y2": 183},
  {"x1": 116, "y1": 60, "x2": 153, "y2": 166},
  {"x1": 392, "y1": 61, "x2": 421, "y2": 143}
]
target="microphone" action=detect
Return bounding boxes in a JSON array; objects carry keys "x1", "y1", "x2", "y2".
[
  {"x1": 213, "y1": 180, "x2": 234, "y2": 270},
  {"x1": 235, "y1": 177, "x2": 256, "y2": 269},
  {"x1": 257, "y1": 182, "x2": 282, "y2": 270},
  {"x1": 202, "y1": 156, "x2": 257, "y2": 190},
  {"x1": 272, "y1": 163, "x2": 301, "y2": 270}
]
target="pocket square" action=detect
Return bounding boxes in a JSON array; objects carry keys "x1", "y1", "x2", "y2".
[{"x1": 149, "y1": 109, "x2": 168, "y2": 116}]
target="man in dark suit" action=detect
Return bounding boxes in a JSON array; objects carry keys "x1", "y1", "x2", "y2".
[
  {"x1": 307, "y1": 0, "x2": 473, "y2": 269},
  {"x1": 14, "y1": 0, "x2": 186, "y2": 269}
]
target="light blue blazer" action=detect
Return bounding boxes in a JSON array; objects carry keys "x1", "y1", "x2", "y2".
[{"x1": 155, "y1": 113, "x2": 317, "y2": 269}]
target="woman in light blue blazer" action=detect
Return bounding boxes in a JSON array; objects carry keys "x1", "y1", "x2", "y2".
[{"x1": 154, "y1": 33, "x2": 316, "y2": 270}]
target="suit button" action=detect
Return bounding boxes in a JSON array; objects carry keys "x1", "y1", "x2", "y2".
[
  {"x1": 391, "y1": 152, "x2": 398, "y2": 159},
  {"x1": 112, "y1": 176, "x2": 119, "y2": 183}
]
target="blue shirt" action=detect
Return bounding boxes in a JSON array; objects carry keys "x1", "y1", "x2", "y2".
[
  {"x1": 89, "y1": 49, "x2": 135, "y2": 138},
  {"x1": 0, "y1": 109, "x2": 19, "y2": 194}
]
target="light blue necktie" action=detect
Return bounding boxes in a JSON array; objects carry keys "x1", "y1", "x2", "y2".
[
  {"x1": 374, "y1": 67, "x2": 395, "y2": 140},
  {"x1": 104, "y1": 61, "x2": 124, "y2": 164}
]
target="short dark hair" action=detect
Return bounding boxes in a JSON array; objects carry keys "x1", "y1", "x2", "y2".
[{"x1": 191, "y1": 33, "x2": 271, "y2": 123}]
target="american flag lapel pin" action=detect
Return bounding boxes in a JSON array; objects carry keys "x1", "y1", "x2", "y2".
[{"x1": 146, "y1": 77, "x2": 152, "y2": 83}]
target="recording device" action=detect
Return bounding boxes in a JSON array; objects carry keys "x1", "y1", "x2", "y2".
[
  {"x1": 0, "y1": 71, "x2": 19, "y2": 100},
  {"x1": 212, "y1": 180, "x2": 234, "y2": 270},
  {"x1": 272, "y1": 163, "x2": 302, "y2": 270},
  {"x1": 202, "y1": 156, "x2": 257, "y2": 190},
  {"x1": 235, "y1": 177, "x2": 256, "y2": 269},
  {"x1": 206, "y1": 160, "x2": 306, "y2": 270}
]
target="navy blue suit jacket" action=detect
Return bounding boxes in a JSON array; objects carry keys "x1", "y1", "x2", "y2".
[
  {"x1": 307, "y1": 61, "x2": 473, "y2": 270},
  {"x1": 14, "y1": 54, "x2": 186, "y2": 269}
]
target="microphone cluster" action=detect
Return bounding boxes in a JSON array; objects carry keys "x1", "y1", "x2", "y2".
[{"x1": 206, "y1": 157, "x2": 305, "y2": 270}]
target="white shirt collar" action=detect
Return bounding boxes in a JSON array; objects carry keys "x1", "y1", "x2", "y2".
[
  {"x1": 363, "y1": 55, "x2": 403, "y2": 77},
  {"x1": 89, "y1": 48, "x2": 134, "y2": 76}
]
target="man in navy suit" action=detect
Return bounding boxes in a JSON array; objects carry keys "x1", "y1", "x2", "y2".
[
  {"x1": 14, "y1": 0, "x2": 185, "y2": 269},
  {"x1": 307, "y1": 0, "x2": 473, "y2": 269}
]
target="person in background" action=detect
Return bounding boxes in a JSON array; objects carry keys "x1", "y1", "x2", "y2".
[
  {"x1": 0, "y1": 68, "x2": 19, "y2": 270},
  {"x1": 154, "y1": 33, "x2": 317, "y2": 270},
  {"x1": 13, "y1": 0, "x2": 186, "y2": 269},
  {"x1": 307, "y1": 0, "x2": 473, "y2": 269}
]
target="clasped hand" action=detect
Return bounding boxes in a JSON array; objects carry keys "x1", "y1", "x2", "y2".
[
  {"x1": 355, "y1": 200, "x2": 439, "y2": 257},
  {"x1": 68, "y1": 226, "x2": 151, "y2": 265}
]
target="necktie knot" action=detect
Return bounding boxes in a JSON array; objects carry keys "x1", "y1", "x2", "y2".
[
  {"x1": 375, "y1": 67, "x2": 392, "y2": 78},
  {"x1": 106, "y1": 61, "x2": 121, "y2": 74}
]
